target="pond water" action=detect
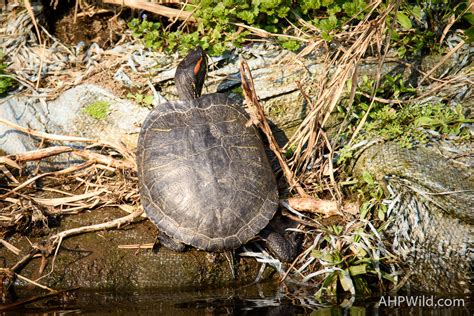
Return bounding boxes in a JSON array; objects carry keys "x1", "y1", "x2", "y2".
[{"x1": 2, "y1": 282, "x2": 472, "y2": 315}]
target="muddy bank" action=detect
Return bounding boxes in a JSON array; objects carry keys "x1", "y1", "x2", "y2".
[{"x1": 1, "y1": 208, "x2": 270, "y2": 290}]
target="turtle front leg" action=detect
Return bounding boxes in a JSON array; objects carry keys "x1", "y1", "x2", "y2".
[{"x1": 155, "y1": 231, "x2": 186, "y2": 252}]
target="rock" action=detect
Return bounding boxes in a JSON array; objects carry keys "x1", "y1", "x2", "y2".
[
  {"x1": 0, "y1": 84, "x2": 149, "y2": 155},
  {"x1": 353, "y1": 142, "x2": 474, "y2": 294}
]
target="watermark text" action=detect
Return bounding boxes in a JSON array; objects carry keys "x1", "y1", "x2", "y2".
[{"x1": 379, "y1": 295, "x2": 465, "y2": 308}]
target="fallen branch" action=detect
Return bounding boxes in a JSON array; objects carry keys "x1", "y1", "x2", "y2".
[
  {"x1": 8, "y1": 146, "x2": 73, "y2": 162},
  {"x1": 239, "y1": 59, "x2": 308, "y2": 197},
  {"x1": 102, "y1": 0, "x2": 195, "y2": 22},
  {"x1": 283, "y1": 197, "x2": 359, "y2": 217},
  {"x1": 284, "y1": 197, "x2": 340, "y2": 216},
  {"x1": 73, "y1": 150, "x2": 136, "y2": 170},
  {"x1": 32, "y1": 189, "x2": 106, "y2": 207},
  {"x1": 0, "y1": 161, "x2": 93, "y2": 200},
  {"x1": 51, "y1": 208, "x2": 143, "y2": 242},
  {"x1": 0, "y1": 118, "x2": 97, "y2": 143}
]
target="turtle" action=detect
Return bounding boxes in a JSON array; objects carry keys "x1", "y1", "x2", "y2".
[{"x1": 137, "y1": 46, "x2": 298, "y2": 262}]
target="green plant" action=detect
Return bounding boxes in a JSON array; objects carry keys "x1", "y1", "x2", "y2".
[
  {"x1": 310, "y1": 216, "x2": 395, "y2": 298},
  {"x1": 304, "y1": 167, "x2": 397, "y2": 298},
  {"x1": 367, "y1": 103, "x2": 470, "y2": 147},
  {"x1": 127, "y1": 92, "x2": 154, "y2": 107},
  {"x1": 464, "y1": 10, "x2": 474, "y2": 43},
  {"x1": 0, "y1": 56, "x2": 14, "y2": 95},
  {"x1": 82, "y1": 101, "x2": 110, "y2": 120},
  {"x1": 337, "y1": 73, "x2": 470, "y2": 156},
  {"x1": 358, "y1": 171, "x2": 387, "y2": 221},
  {"x1": 127, "y1": 0, "x2": 472, "y2": 57},
  {"x1": 127, "y1": 0, "x2": 370, "y2": 55},
  {"x1": 390, "y1": 0, "x2": 472, "y2": 57}
]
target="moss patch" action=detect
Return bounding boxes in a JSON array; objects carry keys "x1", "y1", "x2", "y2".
[{"x1": 83, "y1": 101, "x2": 110, "y2": 120}]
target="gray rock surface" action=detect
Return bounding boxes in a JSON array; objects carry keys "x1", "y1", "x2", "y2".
[
  {"x1": 353, "y1": 142, "x2": 473, "y2": 294},
  {"x1": 0, "y1": 84, "x2": 149, "y2": 155}
]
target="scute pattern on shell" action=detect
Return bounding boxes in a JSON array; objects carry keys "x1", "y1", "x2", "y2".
[{"x1": 137, "y1": 93, "x2": 278, "y2": 251}]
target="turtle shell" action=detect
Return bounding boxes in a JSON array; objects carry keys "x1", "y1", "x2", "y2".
[{"x1": 137, "y1": 93, "x2": 278, "y2": 251}]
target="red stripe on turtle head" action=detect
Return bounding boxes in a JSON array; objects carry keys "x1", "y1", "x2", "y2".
[{"x1": 194, "y1": 57, "x2": 203, "y2": 76}]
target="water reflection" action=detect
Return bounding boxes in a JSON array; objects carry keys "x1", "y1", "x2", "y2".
[{"x1": 2, "y1": 282, "x2": 471, "y2": 315}]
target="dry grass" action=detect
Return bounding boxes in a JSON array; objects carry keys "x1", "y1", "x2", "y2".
[{"x1": 0, "y1": 120, "x2": 143, "y2": 298}]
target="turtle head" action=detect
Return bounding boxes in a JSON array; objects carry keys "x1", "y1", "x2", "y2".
[{"x1": 175, "y1": 46, "x2": 208, "y2": 101}]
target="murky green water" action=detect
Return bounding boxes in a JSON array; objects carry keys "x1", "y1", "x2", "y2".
[{"x1": 2, "y1": 283, "x2": 472, "y2": 315}]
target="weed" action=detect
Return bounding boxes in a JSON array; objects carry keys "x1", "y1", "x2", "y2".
[
  {"x1": 0, "y1": 54, "x2": 14, "y2": 95},
  {"x1": 127, "y1": 92, "x2": 154, "y2": 108}
]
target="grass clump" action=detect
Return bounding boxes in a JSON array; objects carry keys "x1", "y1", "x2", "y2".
[
  {"x1": 83, "y1": 101, "x2": 110, "y2": 120},
  {"x1": 307, "y1": 171, "x2": 394, "y2": 298},
  {"x1": 310, "y1": 215, "x2": 395, "y2": 298}
]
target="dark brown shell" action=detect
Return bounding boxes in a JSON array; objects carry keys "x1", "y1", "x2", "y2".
[{"x1": 137, "y1": 94, "x2": 278, "y2": 251}]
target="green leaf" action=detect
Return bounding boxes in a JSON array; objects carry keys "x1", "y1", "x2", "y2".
[
  {"x1": 362, "y1": 171, "x2": 374, "y2": 185},
  {"x1": 311, "y1": 249, "x2": 323, "y2": 259},
  {"x1": 377, "y1": 207, "x2": 385, "y2": 221},
  {"x1": 237, "y1": 10, "x2": 256, "y2": 24},
  {"x1": 415, "y1": 116, "x2": 436, "y2": 126},
  {"x1": 359, "y1": 201, "x2": 371, "y2": 220},
  {"x1": 390, "y1": 29, "x2": 400, "y2": 40},
  {"x1": 396, "y1": 12, "x2": 412, "y2": 29},
  {"x1": 321, "y1": 31, "x2": 332, "y2": 41},
  {"x1": 411, "y1": 6, "x2": 422, "y2": 20},
  {"x1": 214, "y1": 2, "x2": 226, "y2": 15},
  {"x1": 397, "y1": 46, "x2": 407, "y2": 58},
  {"x1": 464, "y1": 13, "x2": 474, "y2": 25},
  {"x1": 465, "y1": 26, "x2": 474, "y2": 44},
  {"x1": 332, "y1": 225, "x2": 343, "y2": 235},
  {"x1": 349, "y1": 264, "x2": 367, "y2": 276},
  {"x1": 281, "y1": 40, "x2": 301, "y2": 51},
  {"x1": 143, "y1": 95, "x2": 154, "y2": 105},
  {"x1": 380, "y1": 271, "x2": 396, "y2": 282},
  {"x1": 82, "y1": 101, "x2": 110, "y2": 120}
]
